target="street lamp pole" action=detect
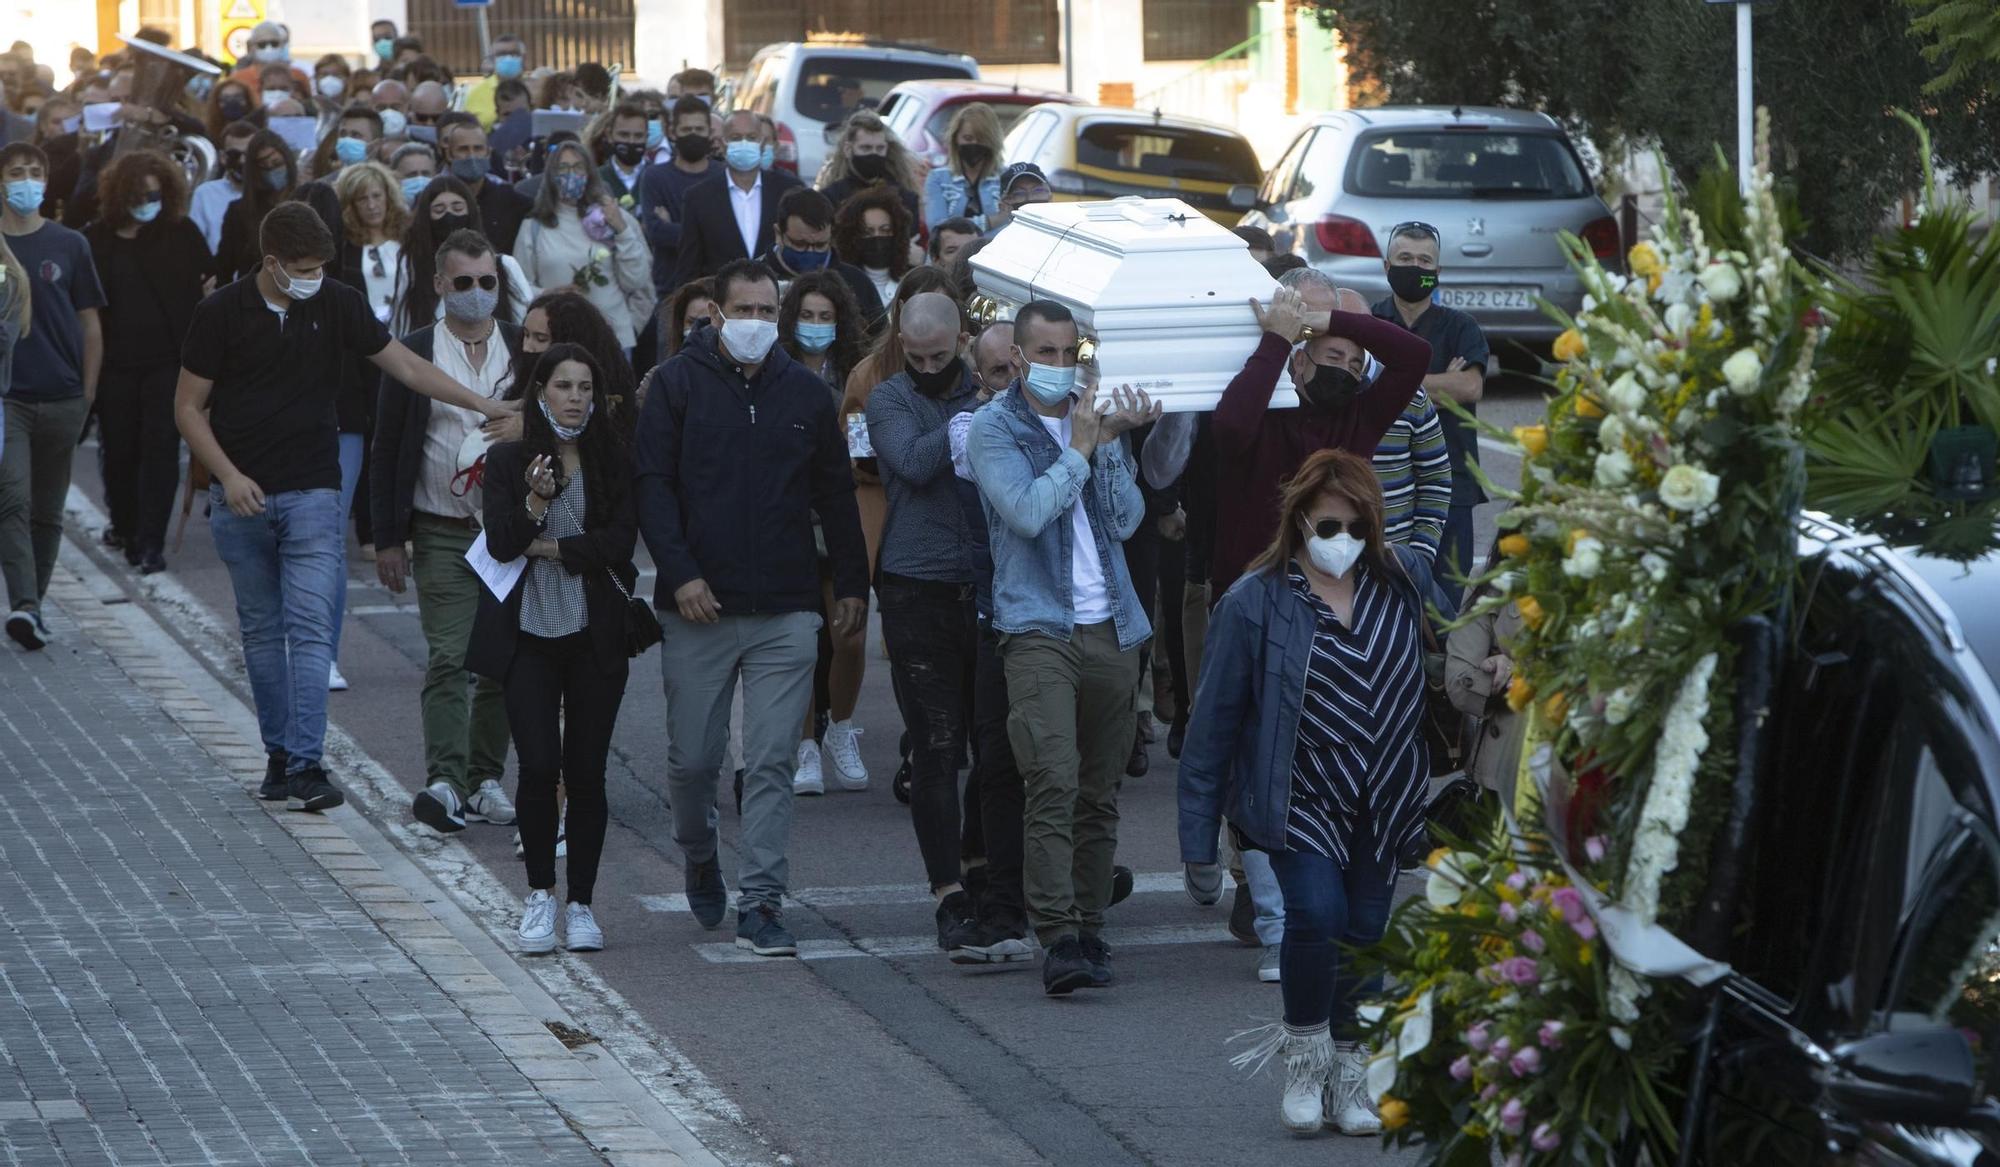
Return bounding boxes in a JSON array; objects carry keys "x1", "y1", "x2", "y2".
[
  {"x1": 1735, "y1": 1, "x2": 1752, "y2": 193},
  {"x1": 1063, "y1": 0, "x2": 1075, "y2": 95}
]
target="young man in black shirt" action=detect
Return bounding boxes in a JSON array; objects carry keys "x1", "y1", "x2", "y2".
[{"x1": 175, "y1": 203, "x2": 512, "y2": 812}]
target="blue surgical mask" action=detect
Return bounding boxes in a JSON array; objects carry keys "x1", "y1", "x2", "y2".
[
  {"x1": 780, "y1": 246, "x2": 830, "y2": 273},
  {"x1": 5, "y1": 179, "x2": 46, "y2": 214},
  {"x1": 400, "y1": 175, "x2": 429, "y2": 206},
  {"x1": 374, "y1": 38, "x2": 395, "y2": 62},
  {"x1": 493, "y1": 53, "x2": 523, "y2": 80},
  {"x1": 378, "y1": 108, "x2": 408, "y2": 137},
  {"x1": 724, "y1": 140, "x2": 761, "y2": 172},
  {"x1": 263, "y1": 166, "x2": 289, "y2": 191},
  {"x1": 1021, "y1": 360, "x2": 1077, "y2": 407},
  {"x1": 130, "y1": 195, "x2": 163, "y2": 223},
  {"x1": 646, "y1": 119, "x2": 665, "y2": 149},
  {"x1": 760, "y1": 143, "x2": 776, "y2": 171},
  {"x1": 334, "y1": 136, "x2": 368, "y2": 165},
  {"x1": 795, "y1": 321, "x2": 837, "y2": 353},
  {"x1": 186, "y1": 75, "x2": 214, "y2": 103},
  {"x1": 537, "y1": 396, "x2": 593, "y2": 441}
]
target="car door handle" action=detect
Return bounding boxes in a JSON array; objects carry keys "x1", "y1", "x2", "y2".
[{"x1": 1460, "y1": 243, "x2": 1493, "y2": 258}]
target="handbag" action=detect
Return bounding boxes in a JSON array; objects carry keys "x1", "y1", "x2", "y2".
[{"x1": 603, "y1": 565, "x2": 662, "y2": 658}]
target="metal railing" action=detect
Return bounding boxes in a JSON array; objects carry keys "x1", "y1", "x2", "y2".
[{"x1": 1132, "y1": 29, "x2": 1275, "y2": 113}]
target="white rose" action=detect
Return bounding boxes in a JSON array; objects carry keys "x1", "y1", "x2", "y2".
[
  {"x1": 1659, "y1": 463, "x2": 1720, "y2": 514},
  {"x1": 1599, "y1": 413, "x2": 1628, "y2": 452},
  {"x1": 1563, "y1": 536, "x2": 1604, "y2": 579},
  {"x1": 1605, "y1": 373, "x2": 1645, "y2": 414},
  {"x1": 592, "y1": 246, "x2": 611, "y2": 262},
  {"x1": 1662, "y1": 302, "x2": 1694, "y2": 336},
  {"x1": 1698, "y1": 262, "x2": 1743, "y2": 302},
  {"x1": 1595, "y1": 448, "x2": 1635, "y2": 488},
  {"x1": 1640, "y1": 552, "x2": 1670, "y2": 582},
  {"x1": 1722, "y1": 348, "x2": 1762, "y2": 396}
]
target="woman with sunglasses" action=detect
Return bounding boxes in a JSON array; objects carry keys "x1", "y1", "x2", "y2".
[
  {"x1": 1178, "y1": 448, "x2": 1453, "y2": 1138},
  {"x1": 466, "y1": 342, "x2": 638, "y2": 956},
  {"x1": 392, "y1": 175, "x2": 535, "y2": 333},
  {"x1": 514, "y1": 140, "x2": 654, "y2": 362}
]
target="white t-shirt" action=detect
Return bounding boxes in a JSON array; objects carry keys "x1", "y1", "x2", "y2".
[{"x1": 1037, "y1": 410, "x2": 1112, "y2": 624}]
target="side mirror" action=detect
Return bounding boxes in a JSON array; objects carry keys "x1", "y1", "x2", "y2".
[
  {"x1": 1228, "y1": 184, "x2": 1258, "y2": 211},
  {"x1": 1821, "y1": 1028, "x2": 1980, "y2": 1125}
]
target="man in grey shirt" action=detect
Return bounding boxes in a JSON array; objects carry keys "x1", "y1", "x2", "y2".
[{"x1": 864, "y1": 292, "x2": 989, "y2": 959}]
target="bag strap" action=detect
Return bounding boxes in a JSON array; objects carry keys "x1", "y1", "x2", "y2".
[{"x1": 604, "y1": 565, "x2": 635, "y2": 602}]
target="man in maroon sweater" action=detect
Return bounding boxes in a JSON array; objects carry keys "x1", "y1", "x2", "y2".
[{"x1": 1209, "y1": 272, "x2": 1432, "y2": 598}]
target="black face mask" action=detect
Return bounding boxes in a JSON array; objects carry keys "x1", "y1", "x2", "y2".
[
  {"x1": 673, "y1": 133, "x2": 709, "y2": 161},
  {"x1": 851, "y1": 153, "x2": 890, "y2": 182},
  {"x1": 1300, "y1": 363, "x2": 1362, "y2": 409},
  {"x1": 612, "y1": 141, "x2": 646, "y2": 166},
  {"x1": 223, "y1": 149, "x2": 245, "y2": 182},
  {"x1": 907, "y1": 356, "x2": 963, "y2": 398},
  {"x1": 1387, "y1": 264, "x2": 1439, "y2": 303},
  {"x1": 218, "y1": 95, "x2": 249, "y2": 121},
  {"x1": 858, "y1": 236, "x2": 898, "y2": 268},
  {"x1": 432, "y1": 212, "x2": 472, "y2": 238},
  {"x1": 957, "y1": 144, "x2": 992, "y2": 171}
]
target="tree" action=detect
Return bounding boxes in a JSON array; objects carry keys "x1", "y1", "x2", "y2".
[
  {"x1": 1306, "y1": 0, "x2": 2000, "y2": 260},
  {"x1": 1906, "y1": 0, "x2": 2000, "y2": 94}
]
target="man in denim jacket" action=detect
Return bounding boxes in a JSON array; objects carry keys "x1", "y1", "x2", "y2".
[{"x1": 964, "y1": 300, "x2": 1160, "y2": 996}]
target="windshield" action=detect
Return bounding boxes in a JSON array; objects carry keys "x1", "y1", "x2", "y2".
[
  {"x1": 1077, "y1": 122, "x2": 1260, "y2": 186},
  {"x1": 794, "y1": 56, "x2": 976, "y2": 124},
  {"x1": 1347, "y1": 130, "x2": 1591, "y2": 199}
]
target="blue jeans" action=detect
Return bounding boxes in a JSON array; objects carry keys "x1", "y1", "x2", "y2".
[
  {"x1": 209, "y1": 486, "x2": 344, "y2": 771},
  {"x1": 1267, "y1": 843, "x2": 1399, "y2": 1032},
  {"x1": 333, "y1": 432, "x2": 363, "y2": 661},
  {"x1": 1241, "y1": 847, "x2": 1287, "y2": 947}
]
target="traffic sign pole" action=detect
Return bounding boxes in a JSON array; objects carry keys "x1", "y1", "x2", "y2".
[{"x1": 1735, "y1": 1, "x2": 1752, "y2": 194}]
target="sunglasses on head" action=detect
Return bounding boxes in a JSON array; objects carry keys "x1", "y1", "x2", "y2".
[
  {"x1": 450, "y1": 274, "x2": 498, "y2": 292},
  {"x1": 1304, "y1": 517, "x2": 1366, "y2": 539},
  {"x1": 1391, "y1": 219, "x2": 1441, "y2": 244}
]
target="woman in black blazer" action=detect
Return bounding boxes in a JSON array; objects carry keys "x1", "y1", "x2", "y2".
[{"x1": 467, "y1": 342, "x2": 638, "y2": 957}]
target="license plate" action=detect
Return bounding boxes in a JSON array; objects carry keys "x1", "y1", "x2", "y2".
[{"x1": 1436, "y1": 286, "x2": 1540, "y2": 311}]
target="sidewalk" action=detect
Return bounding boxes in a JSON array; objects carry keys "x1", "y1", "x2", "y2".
[{"x1": 0, "y1": 563, "x2": 690, "y2": 1165}]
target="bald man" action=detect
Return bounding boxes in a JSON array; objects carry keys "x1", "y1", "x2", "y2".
[
  {"x1": 863, "y1": 293, "x2": 1008, "y2": 962},
  {"x1": 372, "y1": 80, "x2": 411, "y2": 137},
  {"x1": 408, "y1": 81, "x2": 449, "y2": 140},
  {"x1": 970, "y1": 324, "x2": 1015, "y2": 399}
]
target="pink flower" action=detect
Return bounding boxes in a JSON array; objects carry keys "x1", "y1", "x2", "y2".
[
  {"x1": 580, "y1": 204, "x2": 613, "y2": 242},
  {"x1": 1550, "y1": 886, "x2": 1587, "y2": 922},
  {"x1": 1499, "y1": 1097, "x2": 1527, "y2": 1134},
  {"x1": 1481, "y1": 1083, "x2": 1500, "y2": 1102},
  {"x1": 1532, "y1": 1123, "x2": 1562, "y2": 1152},
  {"x1": 1465, "y1": 1022, "x2": 1492, "y2": 1051},
  {"x1": 1449, "y1": 1055, "x2": 1474, "y2": 1082},
  {"x1": 1495, "y1": 956, "x2": 1541, "y2": 986},
  {"x1": 1509, "y1": 1047, "x2": 1542, "y2": 1077},
  {"x1": 1506, "y1": 871, "x2": 1529, "y2": 892},
  {"x1": 1519, "y1": 929, "x2": 1546, "y2": 954},
  {"x1": 1490, "y1": 1036, "x2": 1513, "y2": 1060},
  {"x1": 1498, "y1": 901, "x2": 1519, "y2": 924},
  {"x1": 1584, "y1": 835, "x2": 1607, "y2": 863},
  {"x1": 1569, "y1": 913, "x2": 1598, "y2": 941},
  {"x1": 1538, "y1": 1020, "x2": 1566, "y2": 1049}
]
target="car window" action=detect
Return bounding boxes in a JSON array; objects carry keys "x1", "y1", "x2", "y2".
[
  {"x1": 742, "y1": 56, "x2": 780, "y2": 114},
  {"x1": 1005, "y1": 109, "x2": 1058, "y2": 162},
  {"x1": 1260, "y1": 129, "x2": 1309, "y2": 205},
  {"x1": 1076, "y1": 122, "x2": 1260, "y2": 186},
  {"x1": 1886, "y1": 813, "x2": 2000, "y2": 1027},
  {"x1": 926, "y1": 100, "x2": 1042, "y2": 148},
  {"x1": 793, "y1": 57, "x2": 976, "y2": 124},
  {"x1": 878, "y1": 93, "x2": 906, "y2": 128},
  {"x1": 1346, "y1": 130, "x2": 1591, "y2": 199},
  {"x1": 1296, "y1": 125, "x2": 1346, "y2": 201}
]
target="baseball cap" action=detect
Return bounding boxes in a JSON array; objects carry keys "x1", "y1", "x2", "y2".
[{"x1": 999, "y1": 161, "x2": 1049, "y2": 196}]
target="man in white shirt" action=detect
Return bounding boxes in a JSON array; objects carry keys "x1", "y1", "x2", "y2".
[
  {"x1": 369, "y1": 230, "x2": 522, "y2": 835},
  {"x1": 667, "y1": 111, "x2": 801, "y2": 291},
  {"x1": 190, "y1": 122, "x2": 256, "y2": 255}
]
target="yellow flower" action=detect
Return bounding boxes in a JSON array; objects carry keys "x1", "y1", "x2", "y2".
[
  {"x1": 1465, "y1": 1121, "x2": 1490, "y2": 1139},
  {"x1": 1543, "y1": 691, "x2": 1569, "y2": 726},
  {"x1": 1564, "y1": 528, "x2": 1592, "y2": 554},
  {"x1": 1647, "y1": 273, "x2": 1663, "y2": 295},
  {"x1": 1379, "y1": 1097, "x2": 1410, "y2": 1131},
  {"x1": 1497, "y1": 533, "x2": 1531, "y2": 559},
  {"x1": 1506, "y1": 674, "x2": 1536, "y2": 712},
  {"x1": 1425, "y1": 847, "x2": 1451, "y2": 870},
  {"x1": 1578, "y1": 941, "x2": 1595, "y2": 965},
  {"x1": 1574, "y1": 394, "x2": 1605, "y2": 419},
  {"x1": 1552, "y1": 329, "x2": 1586, "y2": 363},
  {"x1": 1513, "y1": 425, "x2": 1549, "y2": 457},
  {"x1": 1627, "y1": 241, "x2": 1662, "y2": 278},
  {"x1": 1516, "y1": 595, "x2": 1546, "y2": 630}
]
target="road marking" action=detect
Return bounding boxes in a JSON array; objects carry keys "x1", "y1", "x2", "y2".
[
  {"x1": 637, "y1": 871, "x2": 1186, "y2": 914},
  {"x1": 689, "y1": 923, "x2": 1227, "y2": 965}
]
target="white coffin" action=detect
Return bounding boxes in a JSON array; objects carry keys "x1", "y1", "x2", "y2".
[{"x1": 968, "y1": 197, "x2": 1295, "y2": 412}]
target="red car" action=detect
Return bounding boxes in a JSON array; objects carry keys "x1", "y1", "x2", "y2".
[{"x1": 877, "y1": 79, "x2": 1080, "y2": 173}]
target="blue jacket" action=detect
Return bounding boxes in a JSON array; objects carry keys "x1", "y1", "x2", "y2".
[
  {"x1": 1176, "y1": 547, "x2": 1455, "y2": 863},
  {"x1": 923, "y1": 166, "x2": 1002, "y2": 232},
  {"x1": 965, "y1": 385, "x2": 1151, "y2": 651}
]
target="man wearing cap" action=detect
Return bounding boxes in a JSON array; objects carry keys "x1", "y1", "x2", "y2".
[{"x1": 987, "y1": 163, "x2": 1052, "y2": 235}]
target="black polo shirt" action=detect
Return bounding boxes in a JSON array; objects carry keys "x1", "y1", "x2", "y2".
[
  {"x1": 1372, "y1": 295, "x2": 1491, "y2": 506},
  {"x1": 181, "y1": 275, "x2": 391, "y2": 495}
]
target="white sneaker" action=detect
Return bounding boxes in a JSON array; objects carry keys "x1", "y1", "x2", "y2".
[
  {"x1": 563, "y1": 902, "x2": 604, "y2": 951},
  {"x1": 328, "y1": 662, "x2": 350, "y2": 691},
  {"x1": 1280, "y1": 1023, "x2": 1333, "y2": 1134},
  {"x1": 1325, "y1": 1041, "x2": 1383, "y2": 1135},
  {"x1": 1257, "y1": 944, "x2": 1281, "y2": 983},
  {"x1": 466, "y1": 778, "x2": 517, "y2": 825},
  {"x1": 792, "y1": 738, "x2": 825, "y2": 796},
  {"x1": 822, "y1": 720, "x2": 869, "y2": 790},
  {"x1": 518, "y1": 890, "x2": 557, "y2": 955}
]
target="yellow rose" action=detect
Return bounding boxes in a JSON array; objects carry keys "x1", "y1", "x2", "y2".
[
  {"x1": 1516, "y1": 595, "x2": 1546, "y2": 630},
  {"x1": 1506, "y1": 674, "x2": 1536, "y2": 712},
  {"x1": 1379, "y1": 1097, "x2": 1411, "y2": 1131},
  {"x1": 1543, "y1": 691, "x2": 1569, "y2": 726},
  {"x1": 1574, "y1": 394, "x2": 1605, "y2": 419},
  {"x1": 1513, "y1": 425, "x2": 1549, "y2": 458},
  {"x1": 1552, "y1": 329, "x2": 1587, "y2": 363},
  {"x1": 1497, "y1": 533, "x2": 1531, "y2": 559},
  {"x1": 1627, "y1": 241, "x2": 1662, "y2": 278}
]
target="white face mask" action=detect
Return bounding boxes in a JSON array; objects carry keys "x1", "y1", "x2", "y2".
[
  {"x1": 718, "y1": 315, "x2": 779, "y2": 364},
  {"x1": 1302, "y1": 526, "x2": 1364, "y2": 578},
  {"x1": 272, "y1": 263, "x2": 323, "y2": 301}
]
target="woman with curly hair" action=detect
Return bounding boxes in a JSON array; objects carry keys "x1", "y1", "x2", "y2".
[
  {"x1": 833, "y1": 185, "x2": 916, "y2": 309},
  {"x1": 85, "y1": 148, "x2": 207, "y2": 573},
  {"x1": 818, "y1": 110, "x2": 921, "y2": 229},
  {"x1": 392, "y1": 175, "x2": 535, "y2": 333},
  {"x1": 514, "y1": 140, "x2": 654, "y2": 358}
]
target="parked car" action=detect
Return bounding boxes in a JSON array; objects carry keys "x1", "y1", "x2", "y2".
[
  {"x1": 1240, "y1": 105, "x2": 1619, "y2": 346},
  {"x1": 724, "y1": 40, "x2": 977, "y2": 183},
  {"x1": 1001, "y1": 103, "x2": 1263, "y2": 227},
  {"x1": 878, "y1": 78, "x2": 1080, "y2": 172}
]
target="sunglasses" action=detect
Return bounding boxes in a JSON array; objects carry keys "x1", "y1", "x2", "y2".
[
  {"x1": 1303, "y1": 517, "x2": 1367, "y2": 539},
  {"x1": 450, "y1": 274, "x2": 499, "y2": 292},
  {"x1": 1391, "y1": 219, "x2": 1441, "y2": 244}
]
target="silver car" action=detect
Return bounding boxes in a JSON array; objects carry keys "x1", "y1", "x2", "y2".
[{"x1": 1241, "y1": 106, "x2": 1619, "y2": 346}]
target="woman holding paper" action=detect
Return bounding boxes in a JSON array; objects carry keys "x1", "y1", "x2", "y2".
[{"x1": 465, "y1": 342, "x2": 638, "y2": 957}]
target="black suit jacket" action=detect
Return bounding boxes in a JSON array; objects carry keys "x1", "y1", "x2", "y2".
[
  {"x1": 669, "y1": 169, "x2": 803, "y2": 293},
  {"x1": 474, "y1": 179, "x2": 530, "y2": 254},
  {"x1": 369, "y1": 321, "x2": 524, "y2": 549},
  {"x1": 756, "y1": 249, "x2": 886, "y2": 330}
]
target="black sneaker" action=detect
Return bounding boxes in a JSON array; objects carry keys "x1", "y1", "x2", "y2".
[
  {"x1": 286, "y1": 764, "x2": 345, "y2": 812},
  {"x1": 950, "y1": 920, "x2": 1033, "y2": 965},
  {"x1": 6, "y1": 607, "x2": 50, "y2": 651},
  {"x1": 137, "y1": 548, "x2": 167, "y2": 575},
  {"x1": 1110, "y1": 865, "x2": 1135, "y2": 908},
  {"x1": 892, "y1": 756, "x2": 912, "y2": 805},
  {"x1": 1079, "y1": 932, "x2": 1114, "y2": 988},
  {"x1": 1228, "y1": 884, "x2": 1259, "y2": 946},
  {"x1": 257, "y1": 751, "x2": 291, "y2": 801},
  {"x1": 1167, "y1": 718, "x2": 1187, "y2": 759},
  {"x1": 686, "y1": 855, "x2": 727, "y2": 929},
  {"x1": 1125, "y1": 729, "x2": 1149, "y2": 778},
  {"x1": 962, "y1": 864, "x2": 990, "y2": 912},
  {"x1": 1042, "y1": 936, "x2": 1093, "y2": 996},
  {"x1": 936, "y1": 891, "x2": 979, "y2": 954}
]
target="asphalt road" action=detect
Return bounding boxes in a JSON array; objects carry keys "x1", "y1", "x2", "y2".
[{"x1": 65, "y1": 376, "x2": 1544, "y2": 1167}]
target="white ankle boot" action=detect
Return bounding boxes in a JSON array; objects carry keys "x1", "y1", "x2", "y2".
[
  {"x1": 1279, "y1": 1023, "x2": 1334, "y2": 1133},
  {"x1": 1325, "y1": 1040, "x2": 1382, "y2": 1135}
]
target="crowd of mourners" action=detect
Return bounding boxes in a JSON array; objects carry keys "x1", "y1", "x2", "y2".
[{"x1": 0, "y1": 24, "x2": 1526, "y2": 1136}]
